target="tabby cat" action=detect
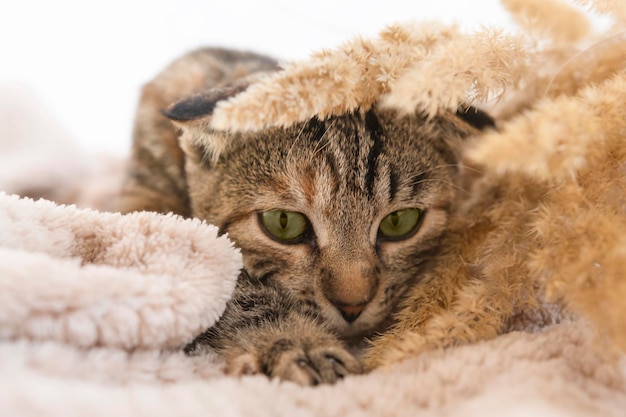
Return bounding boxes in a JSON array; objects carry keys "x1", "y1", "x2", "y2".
[{"x1": 117, "y1": 48, "x2": 494, "y2": 385}]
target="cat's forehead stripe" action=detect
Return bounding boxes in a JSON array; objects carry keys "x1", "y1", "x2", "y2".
[
  {"x1": 363, "y1": 109, "x2": 384, "y2": 198},
  {"x1": 312, "y1": 111, "x2": 389, "y2": 200},
  {"x1": 388, "y1": 170, "x2": 399, "y2": 203}
]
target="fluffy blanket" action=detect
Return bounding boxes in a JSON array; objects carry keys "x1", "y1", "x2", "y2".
[
  {"x1": 0, "y1": 2, "x2": 626, "y2": 417},
  {"x1": 2, "y1": 104, "x2": 625, "y2": 416},
  {"x1": 1, "y1": 194, "x2": 624, "y2": 416}
]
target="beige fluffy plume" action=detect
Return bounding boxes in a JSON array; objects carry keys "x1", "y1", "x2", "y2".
[{"x1": 210, "y1": 0, "x2": 626, "y2": 133}]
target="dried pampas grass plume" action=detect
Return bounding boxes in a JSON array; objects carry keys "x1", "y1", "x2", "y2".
[
  {"x1": 465, "y1": 70, "x2": 626, "y2": 182},
  {"x1": 502, "y1": 0, "x2": 591, "y2": 42},
  {"x1": 210, "y1": 21, "x2": 461, "y2": 131},
  {"x1": 209, "y1": 0, "x2": 626, "y2": 135},
  {"x1": 576, "y1": 0, "x2": 626, "y2": 24},
  {"x1": 379, "y1": 28, "x2": 530, "y2": 116}
]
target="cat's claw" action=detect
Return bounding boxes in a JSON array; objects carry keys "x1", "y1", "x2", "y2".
[
  {"x1": 273, "y1": 345, "x2": 362, "y2": 385},
  {"x1": 225, "y1": 343, "x2": 363, "y2": 386}
]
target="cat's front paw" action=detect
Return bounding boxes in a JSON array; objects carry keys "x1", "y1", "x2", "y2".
[
  {"x1": 268, "y1": 342, "x2": 363, "y2": 385},
  {"x1": 224, "y1": 338, "x2": 363, "y2": 385}
]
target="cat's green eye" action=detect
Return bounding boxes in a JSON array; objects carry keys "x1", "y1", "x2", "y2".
[
  {"x1": 260, "y1": 210, "x2": 309, "y2": 243},
  {"x1": 378, "y1": 208, "x2": 422, "y2": 240}
]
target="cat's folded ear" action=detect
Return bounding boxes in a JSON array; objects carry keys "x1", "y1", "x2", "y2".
[
  {"x1": 455, "y1": 105, "x2": 496, "y2": 131},
  {"x1": 164, "y1": 81, "x2": 250, "y2": 164}
]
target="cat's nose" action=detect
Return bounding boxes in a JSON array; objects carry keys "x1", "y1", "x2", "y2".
[{"x1": 335, "y1": 303, "x2": 366, "y2": 323}]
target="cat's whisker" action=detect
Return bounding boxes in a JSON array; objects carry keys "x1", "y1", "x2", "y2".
[
  {"x1": 313, "y1": 138, "x2": 331, "y2": 156},
  {"x1": 287, "y1": 124, "x2": 308, "y2": 159},
  {"x1": 312, "y1": 124, "x2": 334, "y2": 155},
  {"x1": 410, "y1": 177, "x2": 471, "y2": 195}
]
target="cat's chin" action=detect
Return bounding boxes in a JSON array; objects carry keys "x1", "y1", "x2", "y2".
[{"x1": 327, "y1": 310, "x2": 391, "y2": 342}]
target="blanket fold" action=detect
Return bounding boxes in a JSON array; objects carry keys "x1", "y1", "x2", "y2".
[{"x1": 0, "y1": 193, "x2": 241, "y2": 350}]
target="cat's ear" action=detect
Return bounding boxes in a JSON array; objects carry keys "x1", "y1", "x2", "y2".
[
  {"x1": 455, "y1": 105, "x2": 496, "y2": 131},
  {"x1": 164, "y1": 83, "x2": 249, "y2": 163}
]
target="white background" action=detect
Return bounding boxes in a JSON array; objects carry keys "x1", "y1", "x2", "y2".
[{"x1": 0, "y1": 1, "x2": 513, "y2": 155}]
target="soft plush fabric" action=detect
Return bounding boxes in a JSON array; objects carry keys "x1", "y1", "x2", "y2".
[{"x1": 0, "y1": 191, "x2": 624, "y2": 415}]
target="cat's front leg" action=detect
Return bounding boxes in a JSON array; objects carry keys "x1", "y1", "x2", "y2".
[{"x1": 185, "y1": 271, "x2": 363, "y2": 385}]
